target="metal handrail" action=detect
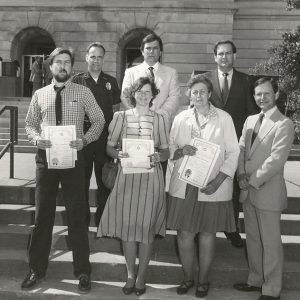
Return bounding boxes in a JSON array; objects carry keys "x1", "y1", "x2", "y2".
[{"x1": 0, "y1": 105, "x2": 18, "y2": 178}]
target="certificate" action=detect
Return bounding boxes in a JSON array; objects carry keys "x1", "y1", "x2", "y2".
[
  {"x1": 178, "y1": 138, "x2": 220, "y2": 188},
  {"x1": 45, "y1": 125, "x2": 77, "y2": 169},
  {"x1": 121, "y1": 138, "x2": 154, "y2": 174}
]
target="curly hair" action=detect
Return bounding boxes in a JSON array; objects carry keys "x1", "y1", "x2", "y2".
[
  {"x1": 123, "y1": 77, "x2": 159, "y2": 107},
  {"x1": 186, "y1": 74, "x2": 213, "y2": 98}
]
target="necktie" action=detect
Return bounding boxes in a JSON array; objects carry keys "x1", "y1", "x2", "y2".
[
  {"x1": 148, "y1": 67, "x2": 154, "y2": 80},
  {"x1": 221, "y1": 72, "x2": 229, "y2": 102},
  {"x1": 54, "y1": 85, "x2": 65, "y2": 125},
  {"x1": 251, "y1": 113, "x2": 264, "y2": 146}
]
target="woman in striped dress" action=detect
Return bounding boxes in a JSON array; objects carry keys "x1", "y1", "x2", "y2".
[{"x1": 97, "y1": 77, "x2": 169, "y2": 296}]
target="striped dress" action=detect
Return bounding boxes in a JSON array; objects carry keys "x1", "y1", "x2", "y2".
[{"x1": 97, "y1": 109, "x2": 169, "y2": 244}]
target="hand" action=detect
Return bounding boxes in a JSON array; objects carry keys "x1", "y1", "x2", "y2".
[
  {"x1": 118, "y1": 151, "x2": 129, "y2": 159},
  {"x1": 148, "y1": 152, "x2": 160, "y2": 167},
  {"x1": 200, "y1": 172, "x2": 228, "y2": 195},
  {"x1": 36, "y1": 139, "x2": 51, "y2": 150},
  {"x1": 182, "y1": 145, "x2": 197, "y2": 156},
  {"x1": 69, "y1": 139, "x2": 84, "y2": 150},
  {"x1": 238, "y1": 174, "x2": 251, "y2": 190}
]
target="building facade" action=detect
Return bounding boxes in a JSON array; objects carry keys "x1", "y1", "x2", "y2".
[{"x1": 0, "y1": 0, "x2": 299, "y2": 97}]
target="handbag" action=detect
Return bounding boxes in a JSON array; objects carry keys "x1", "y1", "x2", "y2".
[
  {"x1": 102, "y1": 112, "x2": 125, "y2": 190},
  {"x1": 102, "y1": 160, "x2": 118, "y2": 190}
]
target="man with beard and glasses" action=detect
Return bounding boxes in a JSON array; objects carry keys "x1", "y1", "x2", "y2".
[
  {"x1": 22, "y1": 47, "x2": 105, "y2": 293},
  {"x1": 72, "y1": 42, "x2": 121, "y2": 227}
]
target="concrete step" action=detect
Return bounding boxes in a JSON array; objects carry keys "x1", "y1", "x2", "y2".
[
  {"x1": 0, "y1": 127, "x2": 26, "y2": 134},
  {"x1": 0, "y1": 132, "x2": 28, "y2": 139},
  {"x1": 0, "y1": 138, "x2": 30, "y2": 146},
  {"x1": 0, "y1": 144, "x2": 36, "y2": 153}
]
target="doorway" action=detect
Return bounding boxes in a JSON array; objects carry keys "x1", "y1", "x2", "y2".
[
  {"x1": 11, "y1": 27, "x2": 55, "y2": 97},
  {"x1": 117, "y1": 28, "x2": 154, "y2": 86}
]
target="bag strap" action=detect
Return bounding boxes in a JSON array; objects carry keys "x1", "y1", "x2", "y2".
[{"x1": 117, "y1": 111, "x2": 126, "y2": 147}]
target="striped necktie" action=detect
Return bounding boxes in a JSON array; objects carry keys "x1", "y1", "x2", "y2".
[
  {"x1": 148, "y1": 67, "x2": 154, "y2": 80},
  {"x1": 54, "y1": 85, "x2": 65, "y2": 125},
  {"x1": 251, "y1": 113, "x2": 264, "y2": 146}
]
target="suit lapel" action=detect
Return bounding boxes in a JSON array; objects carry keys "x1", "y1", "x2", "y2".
[
  {"x1": 224, "y1": 69, "x2": 237, "y2": 106},
  {"x1": 155, "y1": 64, "x2": 164, "y2": 88},
  {"x1": 249, "y1": 109, "x2": 280, "y2": 156},
  {"x1": 211, "y1": 70, "x2": 223, "y2": 107}
]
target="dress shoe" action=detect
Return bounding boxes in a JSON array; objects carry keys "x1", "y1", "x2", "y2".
[
  {"x1": 225, "y1": 231, "x2": 244, "y2": 248},
  {"x1": 195, "y1": 282, "x2": 210, "y2": 298},
  {"x1": 134, "y1": 286, "x2": 146, "y2": 296},
  {"x1": 177, "y1": 279, "x2": 194, "y2": 295},
  {"x1": 233, "y1": 282, "x2": 261, "y2": 292},
  {"x1": 78, "y1": 274, "x2": 91, "y2": 293},
  {"x1": 21, "y1": 270, "x2": 44, "y2": 289},
  {"x1": 122, "y1": 278, "x2": 136, "y2": 295},
  {"x1": 258, "y1": 295, "x2": 280, "y2": 300}
]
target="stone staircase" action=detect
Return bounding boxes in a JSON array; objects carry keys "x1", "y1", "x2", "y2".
[{"x1": 0, "y1": 168, "x2": 300, "y2": 299}]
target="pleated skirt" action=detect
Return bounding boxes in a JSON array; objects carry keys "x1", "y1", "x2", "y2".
[
  {"x1": 167, "y1": 184, "x2": 236, "y2": 233},
  {"x1": 97, "y1": 163, "x2": 166, "y2": 244}
]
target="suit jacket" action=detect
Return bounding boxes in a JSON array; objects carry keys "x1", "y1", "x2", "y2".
[
  {"x1": 205, "y1": 68, "x2": 258, "y2": 139},
  {"x1": 237, "y1": 108, "x2": 294, "y2": 211},
  {"x1": 122, "y1": 62, "x2": 180, "y2": 117}
]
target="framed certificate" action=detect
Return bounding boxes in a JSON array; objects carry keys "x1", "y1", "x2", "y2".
[
  {"x1": 178, "y1": 138, "x2": 220, "y2": 188},
  {"x1": 45, "y1": 125, "x2": 77, "y2": 169},
  {"x1": 121, "y1": 138, "x2": 154, "y2": 174}
]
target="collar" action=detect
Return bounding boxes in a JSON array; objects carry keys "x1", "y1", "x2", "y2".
[
  {"x1": 52, "y1": 79, "x2": 71, "y2": 90},
  {"x1": 217, "y1": 68, "x2": 233, "y2": 79},
  {"x1": 142, "y1": 61, "x2": 160, "y2": 72},
  {"x1": 193, "y1": 103, "x2": 218, "y2": 120},
  {"x1": 262, "y1": 106, "x2": 277, "y2": 119},
  {"x1": 84, "y1": 71, "x2": 103, "y2": 79}
]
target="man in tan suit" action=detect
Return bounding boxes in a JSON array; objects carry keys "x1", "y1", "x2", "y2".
[
  {"x1": 121, "y1": 33, "x2": 180, "y2": 118},
  {"x1": 233, "y1": 77, "x2": 294, "y2": 300}
]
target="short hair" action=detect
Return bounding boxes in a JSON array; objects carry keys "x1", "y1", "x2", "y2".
[
  {"x1": 253, "y1": 77, "x2": 279, "y2": 94},
  {"x1": 86, "y1": 42, "x2": 106, "y2": 55},
  {"x1": 123, "y1": 77, "x2": 159, "y2": 107},
  {"x1": 49, "y1": 47, "x2": 75, "y2": 66},
  {"x1": 213, "y1": 40, "x2": 237, "y2": 55},
  {"x1": 140, "y1": 33, "x2": 163, "y2": 52},
  {"x1": 186, "y1": 74, "x2": 213, "y2": 97}
]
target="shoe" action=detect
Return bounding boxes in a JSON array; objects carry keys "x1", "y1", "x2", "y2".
[
  {"x1": 176, "y1": 279, "x2": 194, "y2": 295},
  {"x1": 225, "y1": 231, "x2": 244, "y2": 248},
  {"x1": 122, "y1": 278, "x2": 136, "y2": 295},
  {"x1": 134, "y1": 286, "x2": 146, "y2": 296},
  {"x1": 21, "y1": 270, "x2": 44, "y2": 289},
  {"x1": 78, "y1": 274, "x2": 91, "y2": 293},
  {"x1": 233, "y1": 282, "x2": 261, "y2": 292},
  {"x1": 195, "y1": 282, "x2": 210, "y2": 298},
  {"x1": 258, "y1": 295, "x2": 280, "y2": 300}
]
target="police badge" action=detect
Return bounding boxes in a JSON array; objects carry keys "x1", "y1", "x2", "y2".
[{"x1": 106, "y1": 82, "x2": 111, "y2": 90}]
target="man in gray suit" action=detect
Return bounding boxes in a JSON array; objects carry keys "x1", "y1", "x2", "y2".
[
  {"x1": 233, "y1": 77, "x2": 294, "y2": 300},
  {"x1": 204, "y1": 40, "x2": 259, "y2": 247},
  {"x1": 121, "y1": 33, "x2": 180, "y2": 118}
]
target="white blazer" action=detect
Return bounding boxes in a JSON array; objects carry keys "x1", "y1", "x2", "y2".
[{"x1": 168, "y1": 107, "x2": 239, "y2": 202}]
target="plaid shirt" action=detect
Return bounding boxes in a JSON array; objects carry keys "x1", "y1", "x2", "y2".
[{"x1": 25, "y1": 80, "x2": 105, "y2": 145}]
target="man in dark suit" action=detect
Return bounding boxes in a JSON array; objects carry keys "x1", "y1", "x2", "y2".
[{"x1": 204, "y1": 40, "x2": 259, "y2": 247}]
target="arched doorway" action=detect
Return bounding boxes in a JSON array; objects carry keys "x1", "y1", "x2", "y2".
[
  {"x1": 117, "y1": 28, "x2": 154, "y2": 86},
  {"x1": 11, "y1": 27, "x2": 55, "y2": 97}
]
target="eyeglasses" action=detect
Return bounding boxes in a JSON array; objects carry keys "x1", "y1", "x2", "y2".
[
  {"x1": 53, "y1": 60, "x2": 72, "y2": 67},
  {"x1": 144, "y1": 46, "x2": 160, "y2": 53},
  {"x1": 135, "y1": 90, "x2": 152, "y2": 96},
  {"x1": 191, "y1": 89, "x2": 208, "y2": 96}
]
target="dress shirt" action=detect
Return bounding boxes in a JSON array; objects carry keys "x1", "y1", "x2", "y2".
[
  {"x1": 218, "y1": 68, "x2": 233, "y2": 91},
  {"x1": 25, "y1": 80, "x2": 105, "y2": 145}
]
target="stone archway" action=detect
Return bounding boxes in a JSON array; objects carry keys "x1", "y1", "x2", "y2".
[
  {"x1": 117, "y1": 28, "x2": 154, "y2": 86},
  {"x1": 11, "y1": 27, "x2": 55, "y2": 97}
]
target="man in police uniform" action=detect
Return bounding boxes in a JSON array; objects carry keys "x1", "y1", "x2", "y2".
[{"x1": 72, "y1": 42, "x2": 121, "y2": 227}]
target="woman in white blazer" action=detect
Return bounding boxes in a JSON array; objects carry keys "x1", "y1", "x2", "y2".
[{"x1": 167, "y1": 75, "x2": 240, "y2": 298}]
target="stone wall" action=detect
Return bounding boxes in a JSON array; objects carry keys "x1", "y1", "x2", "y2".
[{"x1": 0, "y1": 0, "x2": 299, "y2": 89}]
